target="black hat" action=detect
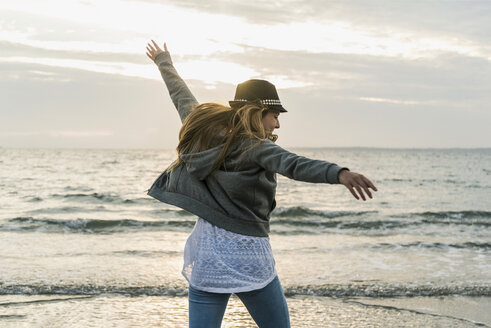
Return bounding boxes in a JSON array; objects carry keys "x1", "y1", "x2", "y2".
[{"x1": 229, "y1": 79, "x2": 287, "y2": 112}]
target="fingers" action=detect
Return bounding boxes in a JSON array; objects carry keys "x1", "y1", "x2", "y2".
[
  {"x1": 146, "y1": 41, "x2": 161, "y2": 60},
  {"x1": 146, "y1": 45, "x2": 154, "y2": 60},
  {"x1": 348, "y1": 184, "x2": 369, "y2": 201},
  {"x1": 339, "y1": 170, "x2": 378, "y2": 201},
  {"x1": 361, "y1": 180, "x2": 373, "y2": 199},
  {"x1": 344, "y1": 173, "x2": 377, "y2": 201},
  {"x1": 347, "y1": 186, "x2": 359, "y2": 200},
  {"x1": 361, "y1": 185, "x2": 372, "y2": 199},
  {"x1": 146, "y1": 43, "x2": 155, "y2": 53},
  {"x1": 350, "y1": 175, "x2": 368, "y2": 201},
  {"x1": 151, "y1": 39, "x2": 162, "y2": 52},
  {"x1": 354, "y1": 185, "x2": 366, "y2": 201},
  {"x1": 345, "y1": 182, "x2": 364, "y2": 201},
  {"x1": 360, "y1": 175, "x2": 377, "y2": 191},
  {"x1": 146, "y1": 46, "x2": 155, "y2": 60},
  {"x1": 368, "y1": 179, "x2": 378, "y2": 192},
  {"x1": 146, "y1": 40, "x2": 167, "y2": 61}
]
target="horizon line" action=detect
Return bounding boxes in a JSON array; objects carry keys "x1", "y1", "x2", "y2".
[{"x1": 1, "y1": 146, "x2": 490, "y2": 151}]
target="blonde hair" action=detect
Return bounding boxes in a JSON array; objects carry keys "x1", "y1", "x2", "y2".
[{"x1": 167, "y1": 102, "x2": 278, "y2": 173}]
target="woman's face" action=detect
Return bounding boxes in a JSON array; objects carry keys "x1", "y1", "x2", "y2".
[{"x1": 262, "y1": 110, "x2": 280, "y2": 134}]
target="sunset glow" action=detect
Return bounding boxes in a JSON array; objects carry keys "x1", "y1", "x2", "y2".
[{"x1": 1, "y1": 0, "x2": 490, "y2": 148}]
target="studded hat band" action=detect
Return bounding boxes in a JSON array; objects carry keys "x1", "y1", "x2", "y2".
[
  {"x1": 233, "y1": 99, "x2": 282, "y2": 106},
  {"x1": 229, "y1": 79, "x2": 287, "y2": 112}
]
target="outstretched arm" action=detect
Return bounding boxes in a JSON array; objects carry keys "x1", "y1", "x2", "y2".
[
  {"x1": 146, "y1": 40, "x2": 198, "y2": 123},
  {"x1": 253, "y1": 140, "x2": 377, "y2": 201}
]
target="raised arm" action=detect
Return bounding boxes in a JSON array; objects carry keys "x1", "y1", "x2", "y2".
[{"x1": 146, "y1": 40, "x2": 198, "y2": 123}]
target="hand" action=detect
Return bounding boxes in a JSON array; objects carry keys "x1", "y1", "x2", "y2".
[
  {"x1": 338, "y1": 169, "x2": 378, "y2": 201},
  {"x1": 146, "y1": 40, "x2": 168, "y2": 61}
]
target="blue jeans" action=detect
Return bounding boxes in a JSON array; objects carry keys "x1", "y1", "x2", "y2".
[{"x1": 188, "y1": 275, "x2": 290, "y2": 328}]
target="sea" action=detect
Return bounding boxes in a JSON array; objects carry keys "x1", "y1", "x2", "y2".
[{"x1": 0, "y1": 147, "x2": 490, "y2": 327}]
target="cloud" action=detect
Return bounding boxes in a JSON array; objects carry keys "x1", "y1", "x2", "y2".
[
  {"x1": 1, "y1": 130, "x2": 114, "y2": 137},
  {"x1": 1, "y1": 53, "x2": 490, "y2": 149},
  {"x1": 123, "y1": 0, "x2": 304, "y2": 25},
  {"x1": 3, "y1": 39, "x2": 491, "y2": 112},
  {"x1": 0, "y1": 40, "x2": 146, "y2": 64},
  {"x1": 207, "y1": 45, "x2": 491, "y2": 111},
  {"x1": 1, "y1": 0, "x2": 490, "y2": 148},
  {"x1": 5, "y1": 1, "x2": 490, "y2": 62},
  {"x1": 0, "y1": 61, "x2": 232, "y2": 149},
  {"x1": 123, "y1": 0, "x2": 491, "y2": 65},
  {"x1": 359, "y1": 97, "x2": 439, "y2": 106},
  {"x1": 0, "y1": 6, "x2": 148, "y2": 49},
  {"x1": 0, "y1": 41, "x2": 308, "y2": 87},
  {"x1": 134, "y1": 0, "x2": 491, "y2": 46}
]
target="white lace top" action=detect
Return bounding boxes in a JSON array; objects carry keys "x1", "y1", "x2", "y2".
[{"x1": 182, "y1": 217, "x2": 277, "y2": 293}]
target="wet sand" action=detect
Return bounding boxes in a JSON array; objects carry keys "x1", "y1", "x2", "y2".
[{"x1": 1, "y1": 294, "x2": 489, "y2": 327}]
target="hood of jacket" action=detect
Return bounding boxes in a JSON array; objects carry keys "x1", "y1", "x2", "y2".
[{"x1": 180, "y1": 144, "x2": 226, "y2": 181}]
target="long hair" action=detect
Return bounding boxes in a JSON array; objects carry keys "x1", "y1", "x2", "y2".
[{"x1": 166, "y1": 102, "x2": 278, "y2": 173}]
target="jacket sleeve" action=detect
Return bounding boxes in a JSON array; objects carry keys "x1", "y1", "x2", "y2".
[
  {"x1": 252, "y1": 140, "x2": 349, "y2": 184},
  {"x1": 154, "y1": 51, "x2": 199, "y2": 123}
]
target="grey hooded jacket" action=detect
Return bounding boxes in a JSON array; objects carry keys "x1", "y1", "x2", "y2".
[{"x1": 147, "y1": 51, "x2": 349, "y2": 237}]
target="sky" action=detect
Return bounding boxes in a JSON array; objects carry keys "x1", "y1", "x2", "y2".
[{"x1": 1, "y1": 0, "x2": 490, "y2": 149}]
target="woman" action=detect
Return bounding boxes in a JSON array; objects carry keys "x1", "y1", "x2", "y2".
[{"x1": 145, "y1": 40, "x2": 377, "y2": 327}]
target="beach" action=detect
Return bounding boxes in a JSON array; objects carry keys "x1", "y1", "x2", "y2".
[
  {"x1": 2, "y1": 294, "x2": 490, "y2": 327},
  {"x1": 0, "y1": 147, "x2": 490, "y2": 327}
]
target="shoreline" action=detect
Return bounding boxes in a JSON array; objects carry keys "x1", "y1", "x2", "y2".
[{"x1": 1, "y1": 294, "x2": 489, "y2": 327}]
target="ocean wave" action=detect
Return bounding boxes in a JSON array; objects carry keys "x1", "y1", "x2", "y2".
[
  {"x1": 63, "y1": 186, "x2": 94, "y2": 192},
  {"x1": 147, "y1": 209, "x2": 194, "y2": 218},
  {"x1": 2, "y1": 217, "x2": 196, "y2": 233},
  {"x1": 0, "y1": 284, "x2": 188, "y2": 297},
  {"x1": 123, "y1": 197, "x2": 161, "y2": 204},
  {"x1": 1, "y1": 283, "x2": 489, "y2": 298},
  {"x1": 393, "y1": 210, "x2": 491, "y2": 227},
  {"x1": 3, "y1": 210, "x2": 490, "y2": 234},
  {"x1": 283, "y1": 283, "x2": 491, "y2": 298},
  {"x1": 271, "y1": 210, "x2": 491, "y2": 234},
  {"x1": 25, "y1": 206, "x2": 110, "y2": 215},
  {"x1": 272, "y1": 218, "x2": 412, "y2": 230},
  {"x1": 51, "y1": 192, "x2": 126, "y2": 203},
  {"x1": 272, "y1": 206, "x2": 376, "y2": 218},
  {"x1": 417, "y1": 210, "x2": 491, "y2": 219},
  {"x1": 26, "y1": 196, "x2": 43, "y2": 202},
  {"x1": 273, "y1": 208, "x2": 490, "y2": 223},
  {"x1": 49, "y1": 192, "x2": 175, "y2": 206},
  {"x1": 374, "y1": 241, "x2": 491, "y2": 251},
  {"x1": 1, "y1": 216, "x2": 417, "y2": 235},
  {"x1": 110, "y1": 250, "x2": 180, "y2": 257}
]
